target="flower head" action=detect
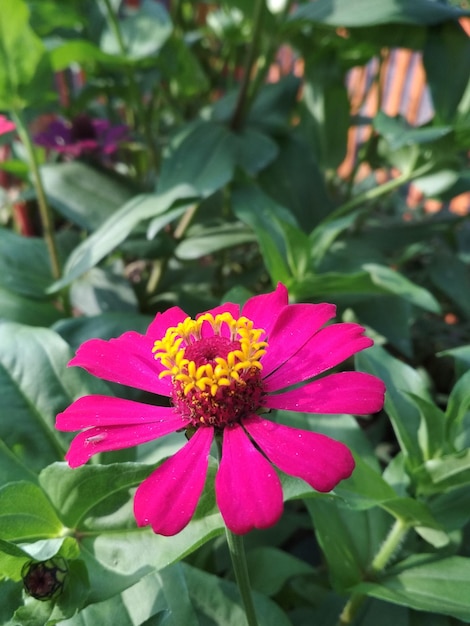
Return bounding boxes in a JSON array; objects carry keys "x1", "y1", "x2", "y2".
[
  {"x1": 56, "y1": 284, "x2": 385, "y2": 535},
  {"x1": 34, "y1": 114, "x2": 129, "y2": 158}
]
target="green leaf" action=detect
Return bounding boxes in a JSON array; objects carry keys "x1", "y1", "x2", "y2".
[
  {"x1": 52, "y1": 312, "x2": 152, "y2": 353},
  {"x1": 156, "y1": 35, "x2": 209, "y2": 98},
  {"x1": 158, "y1": 122, "x2": 236, "y2": 196},
  {"x1": 356, "y1": 556, "x2": 470, "y2": 622},
  {"x1": 0, "y1": 286, "x2": 63, "y2": 327},
  {"x1": 0, "y1": 482, "x2": 63, "y2": 541},
  {"x1": 39, "y1": 462, "x2": 154, "y2": 528},
  {"x1": 0, "y1": 0, "x2": 53, "y2": 109},
  {"x1": 407, "y1": 393, "x2": 447, "y2": 460},
  {"x1": 428, "y1": 249, "x2": 470, "y2": 319},
  {"x1": 60, "y1": 562, "x2": 291, "y2": 626},
  {"x1": 100, "y1": 0, "x2": 172, "y2": 60},
  {"x1": 175, "y1": 224, "x2": 256, "y2": 260},
  {"x1": 363, "y1": 263, "x2": 440, "y2": 313},
  {"x1": 48, "y1": 184, "x2": 197, "y2": 291},
  {"x1": 41, "y1": 161, "x2": 135, "y2": 231},
  {"x1": 356, "y1": 345, "x2": 431, "y2": 468},
  {"x1": 0, "y1": 322, "x2": 110, "y2": 471},
  {"x1": 306, "y1": 498, "x2": 391, "y2": 591},
  {"x1": 424, "y1": 20, "x2": 470, "y2": 122},
  {"x1": 50, "y1": 39, "x2": 126, "y2": 71},
  {"x1": 309, "y1": 211, "x2": 363, "y2": 269},
  {"x1": 0, "y1": 536, "x2": 78, "y2": 582},
  {"x1": 445, "y1": 370, "x2": 470, "y2": 438},
  {"x1": 0, "y1": 228, "x2": 56, "y2": 299},
  {"x1": 232, "y1": 183, "x2": 296, "y2": 285},
  {"x1": 425, "y1": 449, "x2": 470, "y2": 491},
  {"x1": 259, "y1": 132, "x2": 333, "y2": 231},
  {"x1": 373, "y1": 112, "x2": 453, "y2": 151},
  {"x1": 302, "y1": 60, "x2": 349, "y2": 169},
  {"x1": 290, "y1": 0, "x2": 470, "y2": 27},
  {"x1": 0, "y1": 439, "x2": 36, "y2": 486},
  {"x1": 246, "y1": 547, "x2": 314, "y2": 596},
  {"x1": 235, "y1": 127, "x2": 279, "y2": 175},
  {"x1": 70, "y1": 267, "x2": 138, "y2": 316}
]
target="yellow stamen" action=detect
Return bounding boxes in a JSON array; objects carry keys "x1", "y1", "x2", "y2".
[{"x1": 153, "y1": 313, "x2": 267, "y2": 396}]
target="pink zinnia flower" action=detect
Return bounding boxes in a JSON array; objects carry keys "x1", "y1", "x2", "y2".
[
  {"x1": 34, "y1": 114, "x2": 129, "y2": 158},
  {"x1": 56, "y1": 284, "x2": 385, "y2": 535}
]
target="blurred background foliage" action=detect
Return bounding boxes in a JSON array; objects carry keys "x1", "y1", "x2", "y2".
[{"x1": 1, "y1": 1, "x2": 470, "y2": 624}]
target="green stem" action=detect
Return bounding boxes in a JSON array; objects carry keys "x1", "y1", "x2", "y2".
[
  {"x1": 225, "y1": 527, "x2": 260, "y2": 626},
  {"x1": 337, "y1": 519, "x2": 408, "y2": 626},
  {"x1": 326, "y1": 161, "x2": 436, "y2": 223},
  {"x1": 102, "y1": 0, "x2": 159, "y2": 173},
  {"x1": 12, "y1": 111, "x2": 62, "y2": 281},
  {"x1": 230, "y1": 0, "x2": 266, "y2": 131}
]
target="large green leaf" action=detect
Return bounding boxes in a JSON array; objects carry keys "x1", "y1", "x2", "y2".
[
  {"x1": 0, "y1": 0, "x2": 53, "y2": 109},
  {"x1": 0, "y1": 322, "x2": 110, "y2": 471},
  {"x1": 259, "y1": 132, "x2": 333, "y2": 231},
  {"x1": 356, "y1": 556, "x2": 470, "y2": 621},
  {"x1": 0, "y1": 228, "x2": 56, "y2": 299},
  {"x1": 0, "y1": 482, "x2": 63, "y2": 541},
  {"x1": 39, "y1": 462, "x2": 154, "y2": 529},
  {"x1": 232, "y1": 184, "x2": 298, "y2": 285},
  {"x1": 306, "y1": 498, "x2": 391, "y2": 591},
  {"x1": 48, "y1": 184, "x2": 197, "y2": 292},
  {"x1": 356, "y1": 345, "x2": 431, "y2": 468},
  {"x1": 0, "y1": 286, "x2": 63, "y2": 327},
  {"x1": 158, "y1": 122, "x2": 236, "y2": 195},
  {"x1": 445, "y1": 370, "x2": 470, "y2": 438},
  {"x1": 59, "y1": 562, "x2": 291, "y2": 626},
  {"x1": 424, "y1": 20, "x2": 470, "y2": 122},
  {"x1": 290, "y1": 0, "x2": 470, "y2": 27},
  {"x1": 41, "y1": 162, "x2": 135, "y2": 232},
  {"x1": 363, "y1": 263, "x2": 440, "y2": 313},
  {"x1": 175, "y1": 224, "x2": 256, "y2": 261}
]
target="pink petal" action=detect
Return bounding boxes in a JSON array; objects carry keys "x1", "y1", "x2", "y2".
[
  {"x1": 56, "y1": 395, "x2": 178, "y2": 430},
  {"x1": 64, "y1": 417, "x2": 183, "y2": 468},
  {"x1": 261, "y1": 303, "x2": 336, "y2": 377},
  {"x1": 241, "y1": 283, "x2": 288, "y2": 337},
  {"x1": 264, "y1": 323, "x2": 373, "y2": 391},
  {"x1": 134, "y1": 427, "x2": 213, "y2": 536},
  {"x1": 146, "y1": 306, "x2": 188, "y2": 342},
  {"x1": 264, "y1": 372, "x2": 385, "y2": 415},
  {"x1": 215, "y1": 423, "x2": 284, "y2": 534},
  {"x1": 244, "y1": 415, "x2": 355, "y2": 492},
  {"x1": 69, "y1": 331, "x2": 170, "y2": 396}
]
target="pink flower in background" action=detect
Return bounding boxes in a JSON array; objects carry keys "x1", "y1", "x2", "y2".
[
  {"x1": 34, "y1": 114, "x2": 129, "y2": 157},
  {"x1": 0, "y1": 115, "x2": 15, "y2": 136},
  {"x1": 56, "y1": 284, "x2": 385, "y2": 536}
]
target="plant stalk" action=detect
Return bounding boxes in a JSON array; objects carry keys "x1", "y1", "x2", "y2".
[
  {"x1": 337, "y1": 519, "x2": 408, "y2": 625},
  {"x1": 327, "y1": 161, "x2": 436, "y2": 223},
  {"x1": 12, "y1": 111, "x2": 62, "y2": 281},
  {"x1": 225, "y1": 526, "x2": 260, "y2": 626},
  {"x1": 230, "y1": 0, "x2": 266, "y2": 131}
]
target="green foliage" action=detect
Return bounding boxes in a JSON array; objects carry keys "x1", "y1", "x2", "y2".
[{"x1": 0, "y1": 0, "x2": 469, "y2": 623}]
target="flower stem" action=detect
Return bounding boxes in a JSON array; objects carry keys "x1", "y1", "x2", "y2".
[
  {"x1": 326, "y1": 161, "x2": 436, "y2": 223},
  {"x1": 230, "y1": 0, "x2": 266, "y2": 131},
  {"x1": 12, "y1": 111, "x2": 62, "y2": 281},
  {"x1": 225, "y1": 526, "x2": 260, "y2": 626},
  {"x1": 337, "y1": 519, "x2": 408, "y2": 625}
]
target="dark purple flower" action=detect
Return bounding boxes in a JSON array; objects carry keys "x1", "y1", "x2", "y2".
[{"x1": 34, "y1": 114, "x2": 129, "y2": 157}]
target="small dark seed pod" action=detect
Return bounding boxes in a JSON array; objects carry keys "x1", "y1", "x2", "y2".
[{"x1": 22, "y1": 557, "x2": 68, "y2": 601}]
